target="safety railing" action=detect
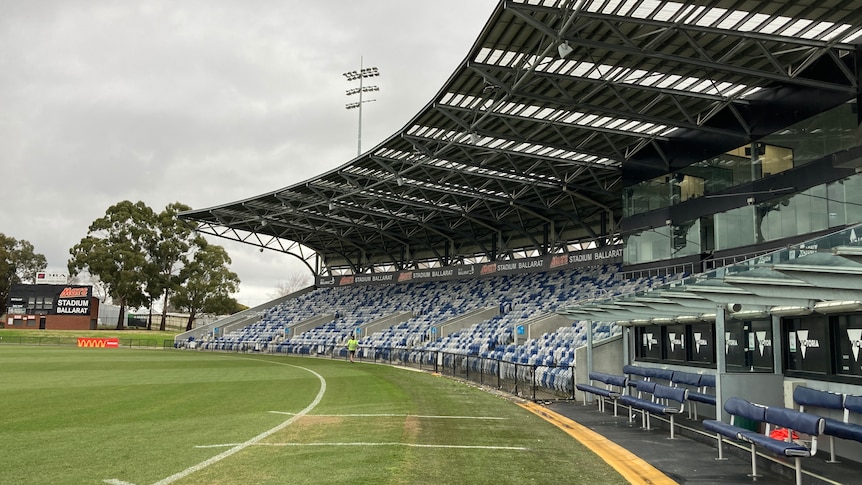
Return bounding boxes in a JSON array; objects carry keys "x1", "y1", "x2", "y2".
[{"x1": 182, "y1": 341, "x2": 577, "y2": 402}]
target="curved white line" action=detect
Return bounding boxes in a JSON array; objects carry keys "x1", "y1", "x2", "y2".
[
  {"x1": 149, "y1": 358, "x2": 326, "y2": 485},
  {"x1": 267, "y1": 411, "x2": 505, "y2": 420},
  {"x1": 196, "y1": 442, "x2": 528, "y2": 451}
]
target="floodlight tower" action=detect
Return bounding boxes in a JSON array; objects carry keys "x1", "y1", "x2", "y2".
[{"x1": 343, "y1": 57, "x2": 380, "y2": 157}]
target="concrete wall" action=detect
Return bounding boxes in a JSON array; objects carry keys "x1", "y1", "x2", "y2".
[
  {"x1": 364, "y1": 311, "x2": 414, "y2": 335},
  {"x1": 291, "y1": 313, "x2": 335, "y2": 337},
  {"x1": 437, "y1": 307, "x2": 500, "y2": 338},
  {"x1": 574, "y1": 335, "x2": 624, "y2": 400},
  {"x1": 523, "y1": 313, "x2": 572, "y2": 343}
]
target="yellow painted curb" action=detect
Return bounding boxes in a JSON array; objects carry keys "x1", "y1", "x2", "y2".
[{"x1": 519, "y1": 402, "x2": 678, "y2": 485}]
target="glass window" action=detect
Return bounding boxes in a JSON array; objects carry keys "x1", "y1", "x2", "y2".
[
  {"x1": 749, "y1": 320, "x2": 775, "y2": 372},
  {"x1": 624, "y1": 177, "x2": 670, "y2": 217},
  {"x1": 837, "y1": 315, "x2": 862, "y2": 377},
  {"x1": 725, "y1": 320, "x2": 747, "y2": 371},
  {"x1": 622, "y1": 103, "x2": 856, "y2": 220},
  {"x1": 624, "y1": 227, "x2": 672, "y2": 265},
  {"x1": 715, "y1": 206, "x2": 756, "y2": 250},
  {"x1": 758, "y1": 185, "x2": 829, "y2": 243},
  {"x1": 671, "y1": 219, "x2": 702, "y2": 258},
  {"x1": 689, "y1": 323, "x2": 715, "y2": 364},
  {"x1": 784, "y1": 316, "x2": 831, "y2": 375},
  {"x1": 760, "y1": 102, "x2": 857, "y2": 167},
  {"x1": 636, "y1": 326, "x2": 663, "y2": 361},
  {"x1": 665, "y1": 324, "x2": 687, "y2": 362},
  {"x1": 846, "y1": 175, "x2": 862, "y2": 224},
  {"x1": 827, "y1": 175, "x2": 862, "y2": 227},
  {"x1": 758, "y1": 144, "x2": 793, "y2": 177},
  {"x1": 625, "y1": 172, "x2": 862, "y2": 266}
]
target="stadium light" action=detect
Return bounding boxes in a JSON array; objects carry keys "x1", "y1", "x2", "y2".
[{"x1": 343, "y1": 57, "x2": 380, "y2": 156}]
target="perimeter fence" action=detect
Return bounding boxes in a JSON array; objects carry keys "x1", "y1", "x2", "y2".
[
  {"x1": 0, "y1": 336, "x2": 165, "y2": 349},
  {"x1": 183, "y1": 341, "x2": 577, "y2": 402}
]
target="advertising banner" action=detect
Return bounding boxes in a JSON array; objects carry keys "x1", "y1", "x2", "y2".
[
  {"x1": 316, "y1": 246, "x2": 623, "y2": 287},
  {"x1": 54, "y1": 286, "x2": 92, "y2": 315},
  {"x1": 77, "y1": 338, "x2": 119, "y2": 348}
]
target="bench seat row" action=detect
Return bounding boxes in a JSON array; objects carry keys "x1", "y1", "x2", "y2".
[
  {"x1": 704, "y1": 397, "x2": 823, "y2": 485},
  {"x1": 623, "y1": 365, "x2": 716, "y2": 419},
  {"x1": 577, "y1": 370, "x2": 862, "y2": 485},
  {"x1": 576, "y1": 370, "x2": 690, "y2": 439},
  {"x1": 792, "y1": 385, "x2": 862, "y2": 464}
]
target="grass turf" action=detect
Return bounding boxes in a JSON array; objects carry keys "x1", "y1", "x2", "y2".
[
  {"x1": 0, "y1": 328, "x2": 180, "y2": 348},
  {"x1": 0, "y1": 347, "x2": 628, "y2": 485}
]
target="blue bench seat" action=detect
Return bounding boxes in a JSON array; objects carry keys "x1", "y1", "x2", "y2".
[
  {"x1": 576, "y1": 371, "x2": 627, "y2": 416},
  {"x1": 794, "y1": 386, "x2": 862, "y2": 463},
  {"x1": 670, "y1": 371, "x2": 715, "y2": 419},
  {"x1": 620, "y1": 380, "x2": 687, "y2": 438},
  {"x1": 704, "y1": 397, "x2": 824, "y2": 485}
]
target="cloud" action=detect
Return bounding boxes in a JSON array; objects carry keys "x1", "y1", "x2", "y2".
[{"x1": 0, "y1": 0, "x2": 498, "y2": 306}]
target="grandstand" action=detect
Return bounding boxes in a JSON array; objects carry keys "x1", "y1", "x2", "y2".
[{"x1": 176, "y1": 0, "x2": 862, "y2": 480}]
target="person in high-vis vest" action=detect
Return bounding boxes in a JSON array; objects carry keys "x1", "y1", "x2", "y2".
[{"x1": 347, "y1": 335, "x2": 359, "y2": 363}]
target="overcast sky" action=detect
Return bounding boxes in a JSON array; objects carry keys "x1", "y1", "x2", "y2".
[{"x1": 0, "y1": 0, "x2": 498, "y2": 307}]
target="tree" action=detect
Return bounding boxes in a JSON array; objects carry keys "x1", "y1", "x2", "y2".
[
  {"x1": 68, "y1": 271, "x2": 109, "y2": 303},
  {"x1": 0, "y1": 234, "x2": 48, "y2": 309},
  {"x1": 171, "y1": 240, "x2": 241, "y2": 331},
  {"x1": 144, "y1": 202, "x2": 196, "y2": 331},
  {"x1": 68, "y1": 201, "x2": 155, "y2": 329},
  {"x1": 268, "y1": 270, "x2": 313, "y2": 299}
]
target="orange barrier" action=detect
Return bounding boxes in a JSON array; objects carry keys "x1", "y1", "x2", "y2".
[{"x1": 77, "y1": 338, "x2": 119, "y2": 348}]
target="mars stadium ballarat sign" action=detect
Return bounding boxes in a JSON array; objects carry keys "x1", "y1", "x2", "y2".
[{"x1": 316, "y1": 246, "x2": 622, "y2": 287}]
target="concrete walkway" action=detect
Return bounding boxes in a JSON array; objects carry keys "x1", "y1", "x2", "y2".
[{"x1": 528, "y1": 399, "x2": 861, "y2": 485}]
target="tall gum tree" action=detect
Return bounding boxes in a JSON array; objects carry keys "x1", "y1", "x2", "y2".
[
  {"x1": 145, "y1": 202, "x2": 197, "y2": 331},
  {"x1": 172, "y1": 240, "x2": 240, "y2": 331},
  {"x1": 68, "y1": 201, "x2": 155, "y2": 329}
]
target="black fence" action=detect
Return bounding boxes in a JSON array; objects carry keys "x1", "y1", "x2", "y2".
[
  {"x1": 184, "y1": 341, "x2": 577, "y2": 402},
  {"x1": 0, "y1": 336, "x2": 166, "y2": 348},
  {"x1": 336, "y1": 346, "x2": 576, "y2": 401}
]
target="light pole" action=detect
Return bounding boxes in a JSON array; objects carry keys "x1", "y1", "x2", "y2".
[{"x1": 344, "y1": 57, "x2": 380, "y2": 157}]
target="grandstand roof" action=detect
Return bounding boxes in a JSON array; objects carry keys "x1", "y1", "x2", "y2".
[{"x1": 179, "y1": 0, "x2": 862, "y2": 274}]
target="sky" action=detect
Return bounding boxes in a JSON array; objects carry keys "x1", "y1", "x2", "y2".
[{"x1": 0, "y1": 0, "x2": 499, "y2": 307}]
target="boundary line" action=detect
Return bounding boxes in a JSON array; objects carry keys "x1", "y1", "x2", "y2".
[
  {"x1": 518, "y1": 402, "x2": 677, "y2": 485},
  {"x1": 104, "y1": 358, "x2": 326, "y2": 485},
  {"x1": 268, "y1": 411, "x2": 505, "y2": 420},
  {"x1": 195, "y1": 442, "x2": 527, "y2": 451}
]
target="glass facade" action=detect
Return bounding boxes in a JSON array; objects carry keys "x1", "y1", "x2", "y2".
[
  {"x1": 760, "y1": 103, "x2": 858, "y2": 167},
  {"x1": 625, "y1": 102, "x2": 857, "y2": 217},
  {"x1": 624, "y1": 102, "x2": 861, "y2": 266},
  {"x1": 626, "y1": 172, "x2": 862, "y2": 264}
]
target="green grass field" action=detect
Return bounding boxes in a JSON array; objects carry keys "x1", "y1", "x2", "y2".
[
  {"x1": 0, "y1": 346, "x2": 627, "y2": 485},
  {"x1": 0, "y1": 329, "x2": 180, "y2": 348}
]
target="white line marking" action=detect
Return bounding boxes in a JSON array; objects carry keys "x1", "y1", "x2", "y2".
[
  {"x1": 195, "y1": 442, "x2": 528, "y2": 451},
  {"x1": 150, "y1": 358, "x2": 326, "y2": 485},
  {"x1": 103, "y1": 480, "x2": 136, "y2": 485},
  {"x1": 268, "y1": 411, "x2": 506, "y2": 420}
]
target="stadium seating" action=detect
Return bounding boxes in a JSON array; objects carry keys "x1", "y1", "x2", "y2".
[{"x1": 191, "y1": 263, "x2": 681, "y2": 398}]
